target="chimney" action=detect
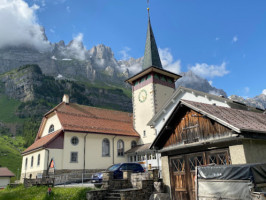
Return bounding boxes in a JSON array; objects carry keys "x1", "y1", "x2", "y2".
[{"x1": 62, "y1": 94, "x2": 69, "y2": 104}]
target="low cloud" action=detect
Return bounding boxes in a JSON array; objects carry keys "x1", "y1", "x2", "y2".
[
  {"x1": 119, "y1": 47, "x2": 131, "y2": 60},
  {"x1": 159, "y1": 48, "x2": 181, "y2": 74},
  {"x1": 262, "y1": 89, "x2": 266, "y2": 95},
  {"x1": 62, "y1": 33, "x2": 87, "y2": 60},
  {"x1": 189, "y1": 62, "x2": 229, "y2": 79},
  {"x1": 0, "y1": 0, "x2": 50, "y2": 50}
]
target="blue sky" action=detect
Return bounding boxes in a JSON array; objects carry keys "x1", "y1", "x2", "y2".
[{"x1": 2, "y1": 0, "x2": 266, "y2": 97}]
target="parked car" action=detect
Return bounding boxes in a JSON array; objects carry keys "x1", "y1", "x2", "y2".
[{"x1": 91, "y1": 163, "x2": 145, "y2": 183}]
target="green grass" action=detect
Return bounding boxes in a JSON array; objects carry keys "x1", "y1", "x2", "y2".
[
  {"x1": 0, "y1": 136, "x2": 25, "y2": 181},
  {"x1": 0, "y1": 185, "x2": 92, "y2": 200},
  {"x1": 0, "y1": 95, "x2": 23, "y2": 123}
]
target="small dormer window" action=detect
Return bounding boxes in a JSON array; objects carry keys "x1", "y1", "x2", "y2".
[{"x1": 49, "y1": 125, "x2": 54, "y2": 133}]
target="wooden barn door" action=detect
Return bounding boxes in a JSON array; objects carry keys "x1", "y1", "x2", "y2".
[
  {"x1": 170, "y1": 150, "x2": 230, "y2": 200},
  {"x1": 187, "y1": 153, "x2": 206, "y2": 200},
  {"x1": 170, "y1": 156, "x2": 187, "y2": 200}
]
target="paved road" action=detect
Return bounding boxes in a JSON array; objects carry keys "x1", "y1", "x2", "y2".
[{"x1": 55, "y1": 182, "x2": 96, "y2": 188}]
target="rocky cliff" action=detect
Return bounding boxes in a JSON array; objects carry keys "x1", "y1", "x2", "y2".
[{"x1": 0, "y1": 65, "x2": 132, "y2": 118}]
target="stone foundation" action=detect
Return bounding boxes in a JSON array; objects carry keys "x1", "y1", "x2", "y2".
[{"x1": 87, "y1": 169, "x2": 163, "y2": 200}]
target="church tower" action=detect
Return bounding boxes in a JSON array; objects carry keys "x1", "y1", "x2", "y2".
[{"x1": 126, "y1": 8, "x2": 181, "y2": 145}]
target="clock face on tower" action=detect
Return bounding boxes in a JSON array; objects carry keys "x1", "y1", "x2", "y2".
[{"x1": 138, "y1": 89, "x2": 147, "y2": 103}]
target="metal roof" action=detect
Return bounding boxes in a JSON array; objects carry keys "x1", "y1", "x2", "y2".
[{"x1": 142, "y1": 16, "x2": 162, "y2": 70}]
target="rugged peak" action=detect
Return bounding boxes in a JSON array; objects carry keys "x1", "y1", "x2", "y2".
[
  {"x1": 67, "y1": 39, "x2": 85, "y2": 50},
  {"x1": 176, "y1": 71, "x2": 227, "y2": 97},
  {"x1": 57, "y1": 40, "x2": 65, "y2": 47},
  {"x1": 89, "y1": 44, "x2": 114, "y2": 59}
]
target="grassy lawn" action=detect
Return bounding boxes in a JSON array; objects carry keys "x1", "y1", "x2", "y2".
[
  {"x1": 0, "y1": 136, "x2": 24, "y2": 181},
  {"x1": 0, "y1": 95, "x2": 23, "y2": 123},
  {"x1": 0, "y1": 185, "x2": 92, "y2": 200}
]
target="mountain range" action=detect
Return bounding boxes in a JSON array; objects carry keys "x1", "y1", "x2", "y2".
[{"x1": 0, "y1": 36, "x2": 265, "y2": 177}]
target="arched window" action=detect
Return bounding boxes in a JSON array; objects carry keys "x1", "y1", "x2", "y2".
[
  {"x1": 102, "y1": 138, "x2": 110, "y2": 156},
  {"x1": 117, "y1": 140, "x2": 124, "y2": 157},
  {"x1": 31, "y1": 156, "x2": 34, "y2": 167},
  {"x1": 131, "y1": 141, "x2": 137, "y2": 148},
  {"x1": 37, "y1": 154, "x2": 40, "y2": 166},
  {"x1": 25, "y1": 158, "x2": 28, "y2": 169},
  {"x1": 49, "y1": 125, "x2": 54, "y2": 133}
]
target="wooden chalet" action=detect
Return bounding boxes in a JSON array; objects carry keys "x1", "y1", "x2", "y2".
[{"x1": 150, "y1": 100, "x2": 266, "y2": 200}]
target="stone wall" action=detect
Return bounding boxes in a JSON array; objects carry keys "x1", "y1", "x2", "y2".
[{"x1": 87, "y1": 169, "x2": 162, "y2": 200}]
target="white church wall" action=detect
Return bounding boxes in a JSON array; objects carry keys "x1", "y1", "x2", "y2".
[
  {"x1": 41, "y1": 113, "x2": 62, "y2": 137},
  {"x1": 133, "y1": 83, "x2": 156, "y2": 144},
  {"x1": 63, "y1": 131, "x2": 137, "y2": 170},
  {"x1": 63, "y1": 132, "x2": 85, "y2": 170},
  {"x1": 20, "y1": 149, "x2": 47, "y2": 181}
]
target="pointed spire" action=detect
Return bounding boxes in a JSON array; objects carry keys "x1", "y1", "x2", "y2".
[{"x1": 142, "y1": 9, "x2": 163, "y2": 70}]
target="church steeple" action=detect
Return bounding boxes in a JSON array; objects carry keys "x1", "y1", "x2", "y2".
[{"x1": 142, "y1": 9, "x2": 163, "y2": 70}]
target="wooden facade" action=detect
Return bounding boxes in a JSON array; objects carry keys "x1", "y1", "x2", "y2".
[
  {"x1": 158, "y1": 107, "x2": 234, "y2": 200},
  {"x1": 164, "y1": 110, "x2": 232, "y2": 148}
]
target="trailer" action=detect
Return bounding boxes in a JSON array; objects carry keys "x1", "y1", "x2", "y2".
[{"x1": 196, "y1": 163, "x2": 266, "y2": 200}]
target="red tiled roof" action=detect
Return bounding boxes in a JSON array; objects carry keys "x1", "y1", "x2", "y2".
[
  {"x1": 182, "y1": 100, "x2": 266, "y2": 133},
  {"x1": 23, "y1": 129, "x2": 63, "y2": 154},
  {"x1": 55, "y1": 103, "x2": 139, "y2": 137},
  {"x1": 0, "y1": 168, "x2": 15, "y2": 177},
  {"x1": 25, "y1": 103, "x2": 139, "y2": 154}
]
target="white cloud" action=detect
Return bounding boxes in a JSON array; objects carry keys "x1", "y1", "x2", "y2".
[
  {"x1": 189, "y1": 62, "x2": 229, "y2": 79},
  {"x1": 208, "y1": 80, "x2": 213, "y2": 86},
  {"x1": 119, "y1": 47, "x2": 131, "y2": 60},
  {"x1": 127, "y1": 63, "x2": 142, "y2": 75},
  {"x1": 62, "y1": 33, "x2": 87, "y2": 60},
  {"x1": 0, "y1": 0, "x2": 50, "y2": 50},
  {"x1": 262, "y1": 89, "x2": 266, "y2": 95},
  {"x1": 66, "y1": 6, "x2": 70, "y2": 13},
  {"x1": 159, "y1": 48, "x2": 181, "y2": 74},
  {"x1": 232, "y1": 35, "x2": 238, "y2": 43}
]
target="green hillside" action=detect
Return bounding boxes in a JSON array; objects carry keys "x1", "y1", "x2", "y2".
[
  {"x1": 0, "y1": 95, "x2": 23, "y2": 123},
  {"x1": 0, "y1": 136, "x2": 25, "y2": 181}
]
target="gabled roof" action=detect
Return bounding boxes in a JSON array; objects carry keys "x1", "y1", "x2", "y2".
[
  {"x1": 55, "y1": 103, "x2": 139, "y2": 137},
  {"x1": 151, "y1": 100, "x2": 266, "y2": 149},
  {"x1": 182, "y1": 100, "x2": 266, "y2": 133},
  {"x1": 0, "y1": 167, "x2": 15, "y2": 177},
  {"x1": 23, "y1": 129, "x2": 63, "y2": 154},
  {"x1": 33, "y1": 102, "x2": 139, "y2": 143},
  {"x1": 148, "y1": 86, "x2": 264, "y2": 126},
  {"x1": 25, "y1": 103, "x2": 139, "y2": 155}
]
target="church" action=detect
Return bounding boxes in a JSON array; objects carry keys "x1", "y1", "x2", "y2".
[
  {"x1": 20, "y1": 9, "x2": 266, "y2": 199},
  {"x1": 20, "y1": 9, "x2": 182, "y2": 180}
]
